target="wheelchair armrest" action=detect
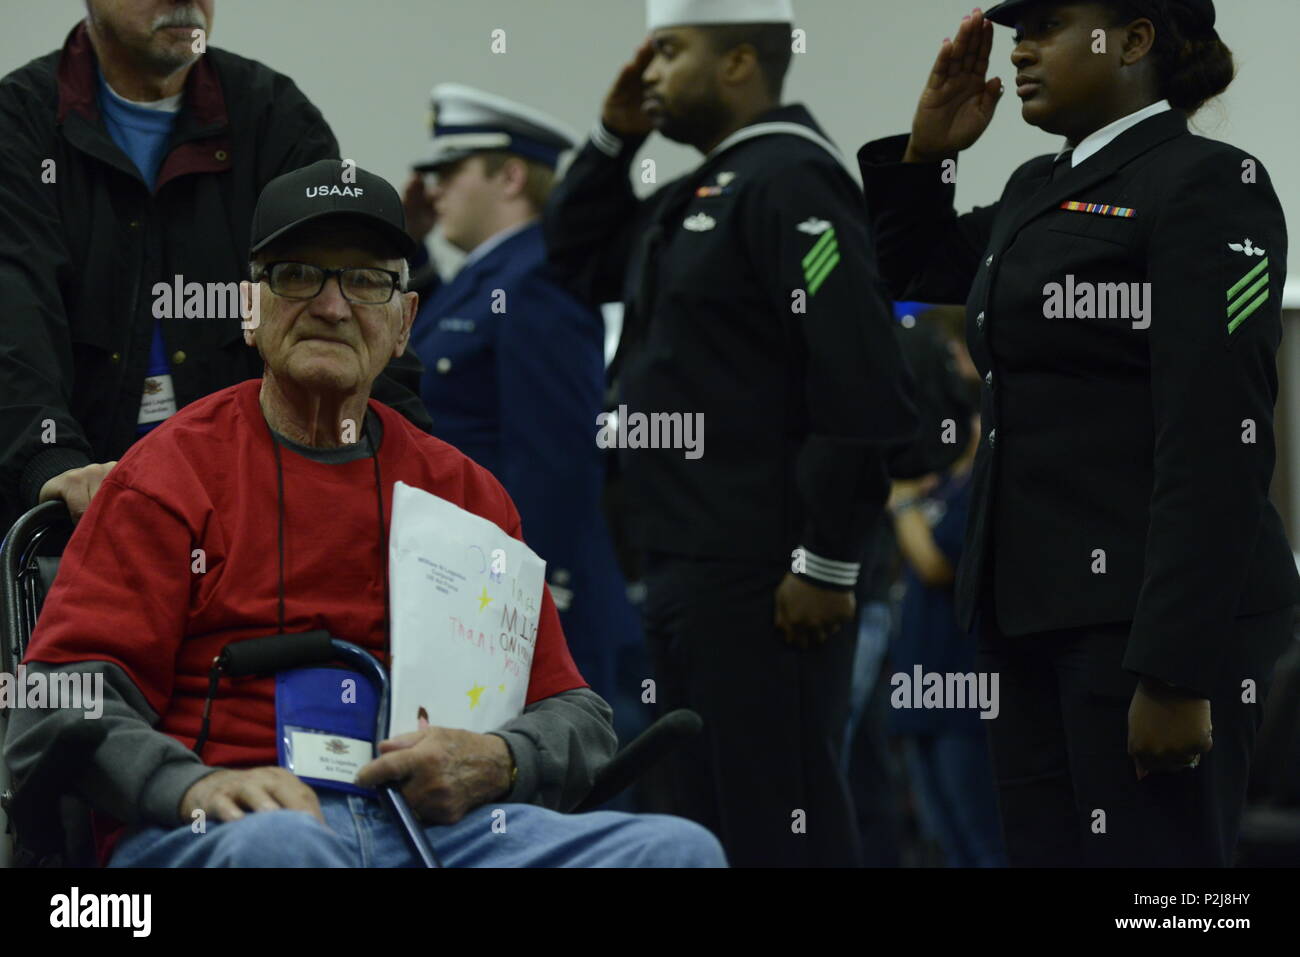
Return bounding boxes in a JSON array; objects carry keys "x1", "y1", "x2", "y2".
[
  {"x1": 2, "y1": 719, "x2": 107, "y2": 862},
  {"x1": 572, "y1": 709, "x2": 701, "y2": 813}
]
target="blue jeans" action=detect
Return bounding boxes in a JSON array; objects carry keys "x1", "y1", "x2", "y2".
[
  {"x1": 842, "y1": 600, "x2": 891, "y2": 775},
  {"x1": 902, "y1": 733, "x2": 1006, "y2": 868},
  {"x1": 108, "y1": 789, "x2": 727, "y2": 868}
]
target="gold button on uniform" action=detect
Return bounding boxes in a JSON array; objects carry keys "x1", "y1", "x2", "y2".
[
  {"x1": 436, "y1": 357, "x2": 452, "y2": 374},
  {"x1": 172, "y1": 350, "x2": 186, "y2": 364},
  {"x1": 110, "y1": 352, "x2": 121, "y2": 363}
]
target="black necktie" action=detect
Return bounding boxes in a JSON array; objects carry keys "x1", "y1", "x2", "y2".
[{"x1": 1051, "y1": 149, "x2": 1074, "y2": 182}]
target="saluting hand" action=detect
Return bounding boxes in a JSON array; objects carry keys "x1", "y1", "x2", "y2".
[
  {"x1": 1127, "y1": 678, "x2": 1213, "y2": 780},
  {"x1": 601, "y1": 38, "x2": 657, "y2": 138},
  {"x1": 904, "y1": 8, "x2": 1004, "y2": 163},
  {"x1": 401, "y1": 171, "x2": 438, "y2": 244}
]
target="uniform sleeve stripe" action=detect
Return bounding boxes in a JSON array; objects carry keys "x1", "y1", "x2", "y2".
[
  {"x1": 807, "y1": 252, "x2": 840, "y2": 296},
  {"x1": 804, "y1": 564, "x2": 859, "y2": 582},
  {"x1": 1228, "y1": 274, "x2": 1269, "y2": 319},
  {"x1": 590, "y1": 122, "x2": 624, "y2": 158},
  {"x1": 803, "y1": 553, "x2": 860, "y2": 572},
  {"x1": 804, "y1": 237, "x2": 838, "y2": 276},
  {"x1": 802, "y1": 567, "x2": 859, "y2": 586},
  {"x1": 801, "y1": 229, "x2": 836, "y2": 270},
  {"x1": 801, "y1": 549, "x2": 862, "y2": 585},
  {"x1": 1227, "y1": 258, "x2": 1268, "y2": 301},
  {"x1": 1228, "y1": 289, "x2": 1270, "y2": 334}
]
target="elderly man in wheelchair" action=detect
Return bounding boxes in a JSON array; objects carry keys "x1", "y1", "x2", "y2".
[{"x1": 1, "y1": 160, "x2": 725, "y2": 868}]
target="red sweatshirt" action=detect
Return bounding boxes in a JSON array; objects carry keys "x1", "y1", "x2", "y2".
[{"x1": 25, "y1": 379, "x2": 586, "y2": 769}]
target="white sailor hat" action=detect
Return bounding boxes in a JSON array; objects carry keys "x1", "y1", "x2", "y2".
[
  {"x1": 647, "y1": 0, "x2": 794, "y2": 30},
  {"x1": 414, "y1": 84, "x2": 579, "y2": 173}
]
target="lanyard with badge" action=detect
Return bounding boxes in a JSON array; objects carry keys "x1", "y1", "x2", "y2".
[{"x1": 192, "y1": 412, "x2": 388, "y2": 796}]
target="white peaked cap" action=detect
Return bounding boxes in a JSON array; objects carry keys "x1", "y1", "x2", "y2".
[
  {"x1": 415, "y1": 83, "x2": 579, "y2": 172},
  {"x1": 647, "y1": 0, "x2": 794, "y2": 30}
]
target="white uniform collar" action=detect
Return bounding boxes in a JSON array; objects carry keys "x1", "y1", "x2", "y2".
[{"x1": 1061, "y1": 99, "x2": 1172, "y2": 167}]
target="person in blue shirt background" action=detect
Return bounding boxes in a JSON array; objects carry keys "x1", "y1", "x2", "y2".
[
  {"x1": 96, "y1": 57, "x2": 183, "y2": 437},
  {"x1": 886, "y1": 321, "x2": 1005, "y2": 867},
  {"x1": 401, "y1": 84, "x2": 641, "y2": 737}
]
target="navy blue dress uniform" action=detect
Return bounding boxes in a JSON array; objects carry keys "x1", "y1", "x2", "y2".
[
  {"x1": 544, "y1": 1, "x2": 917, "y2": 866},
  {"x1": 860, "y1": 61, "x2": 1300, "y2": 862},
  {"x1": 408, "y1": 86, "x2": 640, "y2": 702}
]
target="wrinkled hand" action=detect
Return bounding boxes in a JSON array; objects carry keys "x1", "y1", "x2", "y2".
[
  {"x1": 38, "y1": 461, "x2": 119, "y2": 522},
  {"x1": 601, "y1": 38, "x2": 656, "y2": 137},
  {"x1": 355, "y1": 726, "x2": 513, "y2": 824},
  {"x1": 401, "y1": 171, "x2": 438, "y2": 244},
  {"x1": 904, "y1": 8, "x2": 1003, "y2": 162},
  {"x1": 179, "y1": 766, "x2": 325, "y2": 825},
  {"x1": 775, "y1": 572, "x2": 855, "y2": 650},
  {"x1": 1128, "y1": 678, "x2": 1212, "y2": 780}
]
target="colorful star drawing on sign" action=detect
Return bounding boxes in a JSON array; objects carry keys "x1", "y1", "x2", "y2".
[
  {"x1": 498, "y1": 684, "x2": 506, "y2": 693},
  {"x1": 478, "y1": 586, "x2": 493, "y2": 611},
  {"x1": 466, "y1": 682, "x2": 487, "y2": 709}
]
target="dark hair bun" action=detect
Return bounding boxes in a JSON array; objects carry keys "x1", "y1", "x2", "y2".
[
  {"x1": 1164, "y1": 27, "x2": 1235, "y2": 112},
  {"x1": 1111, "y1": 1, "x2": 1236, "y2": 113}
]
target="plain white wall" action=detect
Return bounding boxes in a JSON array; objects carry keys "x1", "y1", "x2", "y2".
[{"x1": 4, "y1": 0, "x2": 1299, "y2": 285}]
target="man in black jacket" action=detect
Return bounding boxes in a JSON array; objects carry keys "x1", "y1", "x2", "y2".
[
  {"x1": 543, "y1": 0, "x2": 916, "y2": 866},
  {"x1": 0, "y1": 1, "x2": 431, "y2": 529}
]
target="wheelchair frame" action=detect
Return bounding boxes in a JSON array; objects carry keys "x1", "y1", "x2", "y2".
[{"x1": 1, "y1": 500, "x2": 700, "y2": 867}]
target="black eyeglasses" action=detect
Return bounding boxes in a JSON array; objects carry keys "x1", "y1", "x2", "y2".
[{"x1": 255, "y1": 261, "x2": 403, "y2": 305}]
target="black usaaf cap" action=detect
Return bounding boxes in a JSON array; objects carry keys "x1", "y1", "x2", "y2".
[
  {"x1": 984, "y1": 0, "x2": 1215, "y2": 31},
  {"x1": 249, "y1": 158, "x2": 416, "y2": 259}
]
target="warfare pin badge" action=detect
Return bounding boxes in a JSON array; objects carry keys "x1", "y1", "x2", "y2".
[
  {"x1": 797, "y1": 217, "x2": 831, "y2": 235},
  {"x1": 1228, "y1": 239, "x2": 1266, "y2": 257}
]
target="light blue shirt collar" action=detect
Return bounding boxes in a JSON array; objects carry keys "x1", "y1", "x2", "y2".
[{"x1": 458, "y1": 220, "x2": 535, "y2": 272}]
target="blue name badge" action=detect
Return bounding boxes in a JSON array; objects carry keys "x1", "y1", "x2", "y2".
[{"x1": 275, "y1": 667, "x2": 378, "y2": 796}]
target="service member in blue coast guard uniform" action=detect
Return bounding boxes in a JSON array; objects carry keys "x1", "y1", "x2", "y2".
[
  {"x1": 860, "y1": 1, "x2": 1300, "y2": 866},
  {"x1": 402, "y1": 84, "x2": 640, "y2": 705},
  {"x1": 545, "y1": 0, "x2": 918, "y2": 866}
]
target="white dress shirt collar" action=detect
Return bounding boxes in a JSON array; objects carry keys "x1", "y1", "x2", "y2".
[{"x1": 1059, "y1": 99, "x2": 1172, "y2": 167}]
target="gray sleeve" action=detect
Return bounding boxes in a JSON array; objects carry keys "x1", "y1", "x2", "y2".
[
  {"x1": 2, "y1": 661, "x2": 218, "y2": 827},
  {"x1": 488, "y1": 686, "x2": 617, "y2": 812}
]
